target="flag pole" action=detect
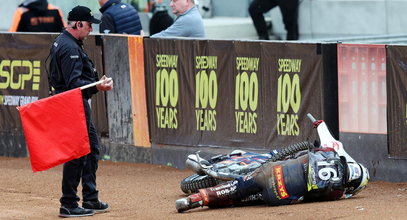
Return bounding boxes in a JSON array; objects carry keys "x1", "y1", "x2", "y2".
[
  {"x1": 80, "y1": 77, "x2": 112, "y2": 90},
  {"x1": 16, "y1": 78, "x2": 112, "y2": 111}
]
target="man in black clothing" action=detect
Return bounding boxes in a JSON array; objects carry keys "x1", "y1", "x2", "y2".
[
  {"x1": 9, "y1": 0, "x2": 66, "y2": 32},
  {"x1": 249, "y1": 0, "x2": 299, "y2": 40},
  {"x1": 49, "y1": 5, "x2": 113, "y2": 218}
]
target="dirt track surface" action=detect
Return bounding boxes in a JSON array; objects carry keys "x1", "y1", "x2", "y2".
[{"x1": 0, "y1": 156, "x2": 406, "y2": 220}]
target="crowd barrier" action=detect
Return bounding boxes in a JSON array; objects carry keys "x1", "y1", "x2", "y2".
[
  {"x1": 102, "y1": 35, "x2": 150, "y2": 148},
  {"x1": 0, "y1": 33, "x2": 108, "y2": 157},
  {"x1": 144, "y1": 39, "x2": 338, "y2": 149},
  {"x1": 0, "y1": 32, "x2": 405, "y2": 181}
]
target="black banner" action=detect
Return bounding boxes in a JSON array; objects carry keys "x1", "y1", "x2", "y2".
[
  {"x1": 144, "y1": 39, "x2": 328, "y2": 150},
  {"x1": 0, "y1": 33, "x2": 55, "y2": 132},
  {"x1": 386, "y1": 46, "x2": 407, "y2": 158},
  {"x1": 0, "y1": 33, "x2": 107, "y2": 135},
  {"x1": 262, "y1": 43, "x2": 323, "y2": 147}
]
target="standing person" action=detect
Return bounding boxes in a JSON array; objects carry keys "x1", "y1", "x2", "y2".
[
  {"x1": 151, "y1": 0, "x2": 205, "y2": 38},
  {"x1": 249, "y1": 0, "x2": 299, "y2": 40},
  {"x1": 98, "y1": 0, "x2": 143, "y2": 35},
  {"x1": 48, "y1": 5, "x2": 113, "y2": 218},
  {"x1": 9, "y1": 0, "x2": 66, "y2": 32}
]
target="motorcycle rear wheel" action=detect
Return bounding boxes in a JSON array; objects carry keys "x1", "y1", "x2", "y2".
[{"x1": 180, "y1": 174, "x2": 222, "y2": 194}]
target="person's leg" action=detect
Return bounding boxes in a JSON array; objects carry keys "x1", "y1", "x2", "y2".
[
  {"x1": 60, "y1": 157, "x2": 85, "y2": 208},
  {"x1": 253, "y1": 154, "x2": 308, "y2": 205},
  {"x1": 175, "y1": 153, "x2": 309, "y2": 212},
  {"x1": 176, "y1": 180, "x2": 239, "y2": 212},
  {"x1": 278, "y1": 0, "x2": 299, "y2": 40},
  {"x1": 249, "y1": 0, "x2": 277, "y2": 40},
  {"x1": 59, "y1": 156, "x2": 95, "y2": 217},
  {"x1": 176, "y1": 174, "x2": 264, "y2": 212},
  {"x1": 59, "y1": 99, "x2": 96, "y2": 217},
  {"x1": 81, "y1": 120, "x2": 99, "y2": 202},
  {"x1": 80, "y1": 99, "x2": 109, "y2": 212}
]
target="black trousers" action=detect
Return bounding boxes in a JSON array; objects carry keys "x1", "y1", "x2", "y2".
[
  {"x1": 199, "y1": 154, "x2": 308, "y2": 207},
  {"x1": 249, "y1": 0, "x2": 299, "y2": 40},
  {"x1": 60, "y1": 99, "x2": 100, "y2": 208}
]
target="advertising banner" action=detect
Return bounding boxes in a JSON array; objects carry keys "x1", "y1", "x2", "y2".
[
  {"x1": 0, "y1": 33, "x2": 107, "y2": 135},
  {"x1": 262, "y1": 43, "x2": 323, "y2": 147},
  {"x1": 144, "y1": 39, "x2": 326, "y2": 150},
  {"x1": 0, "y1": 34, "x2": 55, "y2": 132},
  {"x1": 386, "y1": 46, "x2": 407, "y2": 158},
  {"x1": 192, "y1": 40, "x2": 236, "y2": 146},
  {"x1": 337, "y1": 44, "x2": 387, "y2": 134}
]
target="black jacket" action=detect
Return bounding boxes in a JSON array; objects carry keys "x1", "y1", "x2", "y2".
[
  {"x1": 10, "y1": 0, "x2": 65, "y2": 32},
  {"x1": 49, "y1": 30, "x2": 98, "y2": 99},
  {"x1": 149, "y1": 10, "x2": 174, "y2": 36}
]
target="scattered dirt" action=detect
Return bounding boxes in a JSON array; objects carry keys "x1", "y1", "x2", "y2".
[{"x1": 0, "y1": 156, "x2": 406, "y2": 220}]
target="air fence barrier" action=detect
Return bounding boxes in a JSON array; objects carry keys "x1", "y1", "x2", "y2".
[{"x1": 0, "y1": 33, "x2": 405, "y2": 182}]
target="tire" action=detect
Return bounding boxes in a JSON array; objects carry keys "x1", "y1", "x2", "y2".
[
  {"x1": 180, "y1": 174, "x2": 221, "y2": 195},
  {"x1": 269, "y1": 141, "x2": 314, "y2": 162}
]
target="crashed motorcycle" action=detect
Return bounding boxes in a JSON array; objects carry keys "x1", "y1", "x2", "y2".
[
  {"x1": 180, "y1": 113, "x2": 369, "y2": 197},
  {"x1": 181, "y1": 141, "x2": 314, "y2": 194}
]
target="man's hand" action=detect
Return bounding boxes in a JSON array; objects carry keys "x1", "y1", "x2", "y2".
[{"x1": 96, "y1": 75, "x2": 113, "y2": 91}]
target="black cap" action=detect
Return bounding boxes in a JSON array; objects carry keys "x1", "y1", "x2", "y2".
[{"x1": 68, "y1": 5, "x2": 101, "y2": 24}]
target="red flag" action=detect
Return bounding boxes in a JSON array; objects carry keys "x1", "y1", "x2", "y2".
[{"x1": 17, "y1": 88, "x2": 90, "y2": 172}]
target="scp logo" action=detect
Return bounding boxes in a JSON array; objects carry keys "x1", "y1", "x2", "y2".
[{"x1": 0, "y1": 60, "x2": 41, "y2": 91}]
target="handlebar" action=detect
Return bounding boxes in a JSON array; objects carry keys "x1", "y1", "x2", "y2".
[{"x1": 307, "y1": 113, "x2": 317, "y2": 123}]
